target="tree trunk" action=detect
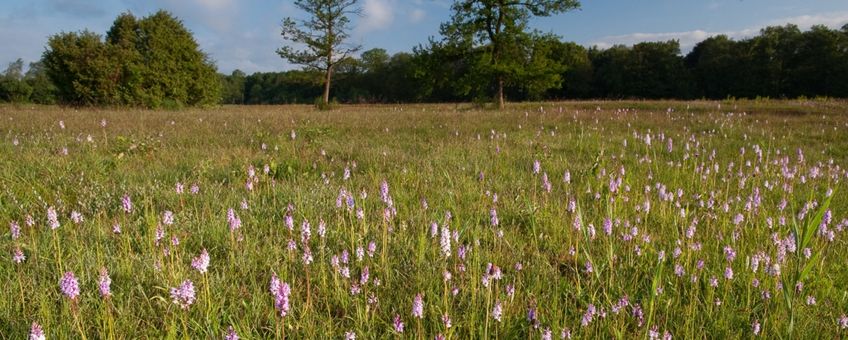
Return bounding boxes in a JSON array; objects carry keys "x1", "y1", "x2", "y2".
[
  {"x1": 497, "y1": 76, "x2": 505, "y2": 110},
  {"x1": 323, "y1": 66, "x2": 332, "y2": 105}
]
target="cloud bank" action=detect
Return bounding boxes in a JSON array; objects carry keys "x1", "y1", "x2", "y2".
[
  {"x1": 358, "y1": 0, "x2": 395, "y2": 34},
  {"x1": 590, "y1": 11, "x2": 848, "y2": 51}
]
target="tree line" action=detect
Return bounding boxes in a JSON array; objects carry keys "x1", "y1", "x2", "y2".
[
  {"x1": 221, "y1": 23, "x2": 848, "y2": 104},
  {"x1": 2, "y1": 4, "x2": 847, "y2": 107}
]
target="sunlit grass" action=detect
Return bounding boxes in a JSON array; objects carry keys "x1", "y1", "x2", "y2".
[{"x1": 1, "y1": 100, "x2": 847, "y2": 338}]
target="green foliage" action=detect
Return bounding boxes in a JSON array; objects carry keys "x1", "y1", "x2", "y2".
[
  {"x1": 221, "y1": 50, "x2": 425, "y2": 105},
  {"x1": 19, "y1": 16, "x2": 848, "y2": 106},
  {"x1": 439, "y1": 0, "x2": 581, "y2": 108},
  {"x1": 106, "y1": 12, "x2": 145, "y2": 106},
  {"x1": 0, "y1": 59, "x2": 57, "y2": 104},
  {"x1": 408, "y1": 39, "x2": 475, "y2": 102},
  {"x1": 238, "y1": 70, "x2": 323, "y2": 104},
  {"x1": 590, "y1": 41, "x2": 693, "y2": 99},
  {"x1": 687, "y1": 24, "x2": 848, "y2": 99},
  {"x1": 787, "y1": 25, "x2": 847, "y2": 98},
  {"x1": 545, "y1": 41, "x2": 593, "y2": 99},
  {"x1": 0, "y1": 59, "x2": 33, "y2": 102},
  {"x1": 41, "y1": 10, "x2": 221, "y2": 107},
  {"x1": 136, "y1": 11, "x2": 221, "y2": 107},
  {"x1": 685, "y1": 35, "x2": 748, "y2": 98},
  {"x1": 220, "y1": 70, "x2": 246, "y2": 104},
  {"x1": 511, "y1": 33, "x2": 567, "y2": 100},
  {"x1": 25, "y1": 61, "x2": 58, "y2": 104},
  {"x1": 42, "y1": 31, "x2": 121, "y2": 106}
]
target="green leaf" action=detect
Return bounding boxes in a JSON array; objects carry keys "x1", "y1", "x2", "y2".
[{"x1": 800, "y1": 191, "x2": 833, "y2": 250}]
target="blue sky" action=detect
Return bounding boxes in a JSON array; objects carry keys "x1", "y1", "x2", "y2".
[{"x1": 2, "y1": 0, "x2": 847, "y2": 74}]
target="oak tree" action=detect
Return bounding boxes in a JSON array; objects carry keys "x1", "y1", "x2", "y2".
[{"x1": 440, "y1": 0, "x2": 580, "y2": 109}]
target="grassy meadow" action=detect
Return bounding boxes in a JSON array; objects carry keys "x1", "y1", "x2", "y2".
[{"x1": 1, "y1": 100, "x2": 848, "y2": 338}]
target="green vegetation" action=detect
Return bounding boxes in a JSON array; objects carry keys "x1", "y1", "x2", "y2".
[
  {"x1": 2, "y1": 100, "x2": 848, "y2": 338},
  {"x1": 41, "y1": 10, "x2": 220, "y2": 108},
  {"x1": 0, "y1": 59, "x2": 56, "y2": 104}
]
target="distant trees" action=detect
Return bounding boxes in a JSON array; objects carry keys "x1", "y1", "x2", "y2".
[
  {"x1": 25, "y1": 61, "x2": 58, "y2": 104},
  {"x1": 686, "y1": 24, "x2": 848, "y2": 99},
  {"x1": 0, "y1": 59, "x2": 57, "y2": 104},
  {"x1": 0, "y1": 59, "x2": 32, "y2": 103},
  {"x1": 278, "y1": 0, "x2": 361, "y2": 107},
  {"x1": 241, "y1": 70, "x2": 323, "y2": 104},
  {"x1": 220, "y1": 70, "x2": 246, "y2": 104},
  {"x1": 335, "y1": 48, "x2": 423, "y2": 102},
  {"x1": 684, "y1": 35, "x2": 747, "y2": 98},
  {"x1": 217, "y1": 23, "x2": 848, "y2": 105},
  {"x1": 41, "y1": 10, "x2": 220, "y2": 107},
  {"x1": 545, "y1": 41, "x2": 592, "y2": 99},
  {"x1": 589, "y1": 41, "x2": 693, "y2": 99}
]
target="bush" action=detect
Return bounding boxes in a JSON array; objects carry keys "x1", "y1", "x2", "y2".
[{"x1": 42, "y1": 10, "x2": 221, "y2": 107}]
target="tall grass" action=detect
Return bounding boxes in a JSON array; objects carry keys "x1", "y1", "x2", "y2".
[{"x1": 1, "y1": 101, "x2": 847, "y2": 338}]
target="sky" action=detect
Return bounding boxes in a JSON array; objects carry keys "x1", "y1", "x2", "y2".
[{"x1": 2, "y1": 0, "x2": 847, "y2": 74}]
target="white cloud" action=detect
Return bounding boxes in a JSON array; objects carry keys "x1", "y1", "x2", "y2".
[
  {"x1": 204, "y1": 26, "x2": 292, "y2": 74},
  {"x1": 358, "y1": 0, "x2": 394, "y2": 34},
  {"x1": 590, "y1": 29, "x2": 758, "y2": 51},
  {"x1": 157, "y1": 0, "x2": 238, "y2": 33},
  {"x1": 409, "y1": 8, "x2": 426, "y2": 23},
  {"x1": 590, "y1": 11, "x2": 848, "y2": 52},
  {"x1": 766, "y1": 12, "x2": 848, "y2": 29},
  {"x1": 193, "y1": 0, "x2": 234, "y2": 11}
]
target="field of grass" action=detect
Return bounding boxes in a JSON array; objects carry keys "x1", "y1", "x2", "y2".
[{"x1": 2, "y1": 100, "x2": 848, "y2": 339}]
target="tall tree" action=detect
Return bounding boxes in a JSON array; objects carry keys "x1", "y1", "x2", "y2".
[
  {"x1": 358, "y1": 48, "x2": 389, "y2": 101},
  {"x1": 277, "y1": 0, "x2": 361, "y2": 107},
  {"x1": 410, "y1": 39, "x2": 475, "y2": 103},
  {"x1": 440, "y1": 0, "x2": 580, "y2": 109},
  {"x1": 136, "y1": 11, "x2": 221, "y2": 107},
  {"x1": 789, "y1": 25, "x2": 845, "y2": 97},
  {"x1": 627, "y1": 41, "x2": 693, "y2": 99},
  {"x1": 686, "y1": 35, "x2": 747, "y2": 98},
  {"x1": 749, "y1": 25, "x2": 802, "y2": 97},
  {"x1": 588, "y1": 45, "x2": 630, "y2": 98},
  {"x1": 547, "y1": 41, "x2": 592, "y2": 99},
  {"x1": 106, "y1": 12, "x2": 145, "y2": 105}
]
